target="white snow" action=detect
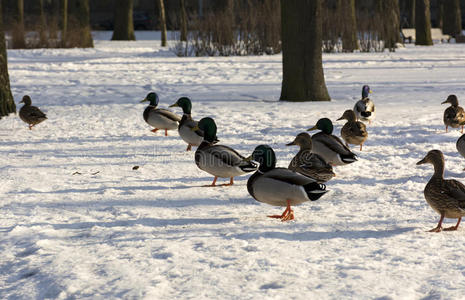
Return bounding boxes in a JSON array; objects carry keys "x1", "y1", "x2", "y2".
[{"x1": 2, "y1": 31, "x2": 465, "y2": 299}]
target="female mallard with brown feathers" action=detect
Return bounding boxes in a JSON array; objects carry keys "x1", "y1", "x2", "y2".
[
  {"x1": 140, "y1": 92, "x2": 181, "y2": 136},
  {"x1": 442, "y1": 94, "x2": 465, "y2": 133},
  {"x1": 247, "y1": 145, "x2": 327, "y2": 221},
  {"x1": 337, "y1": 109, "x2": 368, "y2": 151},
  {"x1": 417, "y1": 150, "x2": 465, "y2": 232},
  {"x1": 19, "y1": 95, "x2": 47, "y2": 130},
  {"x1": 286, "y1": 132, "x2": 335, "y2": 183}
]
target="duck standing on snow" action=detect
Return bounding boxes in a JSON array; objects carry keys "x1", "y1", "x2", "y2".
[
  {"x1": 170, "y1": 97, "x2": 206, "y2": 151},
  {"x1": 353, "y1": 85, "x2": 375, "y2": 123},
  {"x1": 307, "y1": 118, "x2": 357, "y2": 166},
  {"x1": 140, "y1": 92, "x2": 181, "y2": 136},
  {"x1": 286, "y1": 132, "x2": 335, "y2": 183},
  {"x1": 456, "y1": 134, "x2": 465, "y2": 170},
  {"x1": 442, "y1": 94, "x2": 465, "y2": 133},
  {"x1": 337, "y1": 109, "x2": 368, "y2": 151},
  {"x1": 194, "y1": 117, "x2": 257, "y2": 186},
  {"x1": 247, "y1": 145, "x2": 327, "y2": 221},
  {"x1": 19, "y1": 95, "x2": 47, "y2": 130},
  {"x1": 417, "y1": 150, "x2": 465, "y2": 232}
]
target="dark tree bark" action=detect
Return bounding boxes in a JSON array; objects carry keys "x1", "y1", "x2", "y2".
[
  {"x1": 112, "y1": 0, "x2": 135, "y2": 41},
  {"x1": 0, "y1": 2, "x2": 16, "y2": 118},
  {"x1": 180, "y1": 0, "x2": 188, "y2": 41},
  {"x1": 415, "y1": 0, "x2": 433, "y2": 45},
  {"x1": 68, "y1": 0, "x2": 93, "y2": 48},
  {"x1": 158, "y1": 0, "x2": 168, "y2": 46},
  {"x1": 280, "y1": 0, "x2": 330, "y2": 102},
  {"x1": 403, "y1": 0, "x2": 415, "y2": 28},
  {"x1": 340, "y1": 0, "x2": 358, "y2": 52},
  {"x1": 61, "y1": 0, "x2": 68, "y2": 46},
  {"x1": 442, "y1": 0, "x2": 462, "y2": 37},
  {"x1": 39, "y1": 0, "x2": 47, "y2": 46},
  {"x1": 12, "y1": 0, "x2": 26, "y2": 49},
  {"x1": 378, "y1": 0, "x2": 401, "y2": 51}
]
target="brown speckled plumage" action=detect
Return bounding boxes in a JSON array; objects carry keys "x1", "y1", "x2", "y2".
[
  {"x1": 417, "y1": 150, "x2": 465, "y2": 232},
  {"x1": 19, "y1": 95, "x2": 47, "y2": 130},
  {"x1": 337, "y1": 109, "x2": 368, "y2": 151},
  {"x1": 442, "y1": 95, "x2": 465, "y2": 133}
]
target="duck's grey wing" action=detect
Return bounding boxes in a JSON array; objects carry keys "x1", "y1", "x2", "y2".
[
  {"x1": 262, "y1": 168, "x2": 316, "y2": 185},
  {"x1": 157, "y1": 109, "x2": 181, "y2": 122},
  {"x1": 204, "y1": 145, "x2": 245, "y2": 166}
]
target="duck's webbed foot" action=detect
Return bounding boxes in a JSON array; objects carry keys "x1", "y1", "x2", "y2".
[
  {"x1": 151, "y1": 128, "x2": 159, "y2": 133},
  {"x1": 268, "y1": 200, "x2": 294, "y2": 222}
]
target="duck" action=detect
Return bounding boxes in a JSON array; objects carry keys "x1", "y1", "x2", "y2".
[
  {"x1": 170, "y1": 97, "x2": 208, "y2": 151},
  {"x1": 442, "y1": 94, "x2": 465, "y2": 133},
  {"x1": 194, "y1": 117, "x2": 257, "y2": 186},
  {"x1": 286, "y1": 132, "x2": 335, "y2": 183},
  {"x1": 456, "y1": 134, "x2": 465, "y2": 170},
  {"x1": 140, "y1": 92, "x2": 181, "y2": 136},
  {"x1": 417, "y1": 150, "x2": 465, "y2": 232},
  {"x1": 18, "y1": 95, "x2": 47, "y2": 130},
  {"x1": 307, "y1": 118, "x2": 357, "y2": 166},
  {"x1": 247, "y1": 145, "x2": 327, "y2": 221},
  {"x1": 353, "y1": 85, "x2": 375, "y2": 123},
  {"x1": 337, "y1": 109, "x2": 368, "y2": 151}
]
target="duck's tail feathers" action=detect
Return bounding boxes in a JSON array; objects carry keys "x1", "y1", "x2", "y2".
[
  {"x1": 361, "y1": 111, "x2": 371, "y2": 118},
  {"x1": 239, "y1": 161, "x2": 258, "y2": 173},
  {"x1": 341, "y1": 154, "x2": 357, "y2": 164},
  {"x1": 304, "y1": 182, "x2": 328, "y2": 201}
]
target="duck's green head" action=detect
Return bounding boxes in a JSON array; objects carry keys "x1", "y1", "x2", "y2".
[
  {"x1": 251, "y1": 145, "x2": 276, "y2": 172},
  {"x1": 140, "y1": 92, "x2": 159, "y2": 106},
  {"x1": 169, "y1": 97, "x2": 192, "y2": 114},
  {"x1": 307, "y1": 118, "x2": 333, "y2": 134},
  {"x1": 197, "y1": 117, "x2": 217, "y2": 142},
  {"x1": 19, "y1": 95, "x2": 32, "y2": 106},
  {"x1": 362, "y1": 85, "x2": 371, "y2": 99}
]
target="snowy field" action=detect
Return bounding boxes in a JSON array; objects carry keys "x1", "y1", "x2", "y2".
[{"x1": 2, "y1": 31, "x2": 465, "y2": 299}]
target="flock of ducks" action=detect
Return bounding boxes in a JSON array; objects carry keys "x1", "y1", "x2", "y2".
[{"x1": 14, "y1": 86, "x2": 465, "y2": 231}]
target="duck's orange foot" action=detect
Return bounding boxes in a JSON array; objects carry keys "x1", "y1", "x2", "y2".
[
  {"x1": 165, "y1": 129, "x2": 168, "y2": 136},
  {"x1": 151, "y1": 128, "x2": 159, "y2": 133},
  {"x1": 186, "y1": 144, "x2": 192, "y2": 151},
  {"x1": 267, "y1": 208, "x2": 294, "y2": 222},
  {"x1": 428, "y1": 227, "x2": 442, "y2": 233}
]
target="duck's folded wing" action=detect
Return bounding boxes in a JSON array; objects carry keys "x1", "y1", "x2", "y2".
[
  {"x1": 28, "y1": 106, "x2": 47, "y2": 118},
  {"x1": 157, "y1": 109, "x2": 181, "y2": 122},
  {"x1": 205, "y1": 145, "x2": 245, "y2": 166},
  {"x1": 262, "y1": 168, "x2": 316, "y2": 185},
  {"x1": 314, "y1": 133, "x2": 353, "y2": 155},
  {"x1": 444, "y1": 180, "x2": 465, "y2": 209}
]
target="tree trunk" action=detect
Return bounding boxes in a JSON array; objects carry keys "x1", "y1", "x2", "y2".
[
  {"x1": 280, "y1": 0, "x2": 330, "y2": 102},
  {"x1": 404, "y1": 0, "x2": 415, "y2": 28},
  {"x1": 0, "y1": 2, "x2": 16, "y2": 118},
  {"x1": 415, "y1": 0, "x2": 433, "y2": 45},
  {"x1": 378, "y1": 0, "x2": 401, "y2": 51},
  {"x1": 442, "y1": 0, "x2": 462, "y2": 37},
  {"x1": 180, "y1": 0, "x2": 188, "y2": 41},
  {"x1": 12, "y1": 0, "x2": 26, "y2": 49},
  {"x1": 68, "y1": 0, "x2": 93, "y2": 48},
  {"x1": 158, "y1": 0, "x2": 168, "y2": 46},
  {"x1": 340, "y1": 0, "x2": 358, "y2": 52},
  {"x1": 61, "y1": 0, "x2": 68, "y2": 46},
  {"x1": 39, "y1": 0, "x2": 47, "y2": 46},
  {"x1": 112, "y1": 0, "x2": 135, "y2": 40}
]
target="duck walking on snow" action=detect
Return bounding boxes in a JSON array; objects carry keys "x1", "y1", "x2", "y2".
[
  {"x1": 337, "y1": 109, "x2": 368, "y2": 151},
  {"x1": 286, "y1": 132, "x2": 335, "y2": 183},
  {"x1": 442, "y1": 94, "x2": 465, "y2": 133},
  {"x1": 141, "y1": 92, "x2": 181, "y2": 136},
  {"x1": 353, "y1": 85, "x2": 375, "y2": 123},
  {"x1": 307, "y1": 118, "x2": 357, "y2": 166},
  {"x1": 456, "y1": 134, "x2": 465, "y2": 170},
  {"x1": 247, "y1": 145, "x2": 327, "y2": 221},
  {"x1": 417, "y1": 150, "x2": 465, "y2": 232},
  {"x1": 194, "y1": 117, "x2": 257, "y2": 186},
  {"x1": 19, "y1": 95, "x2": 47, "y2": 130}
]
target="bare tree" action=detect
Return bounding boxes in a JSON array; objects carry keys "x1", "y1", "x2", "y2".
[
  {"x1": 0, "y1": 2, "x2": 16, "y2": 118},
  {"x1": 61, "y1": 0, "x2": 68, "y2": 46},
  {"x1": 280, "y1": 0, "x2": 330, "y2": 102},
  {"x1": 442, "y1": 0, "x2": 462, "y2": 37},
  {"x1": 112, "y1": 0, "x2": 135, "y2": 41},
  {"x1": 180, "y1": 0, "x2": 188, "y2": 42},
  {"x1": 12, "y1": 0, "x2": 26, "y2": 49},
  {"x1": 158, "y1": 0, "x2": 168, "y2": 46},
  {"x1": 39, "y1": 0, "x2": 47, "y2": 46},
  {"x1": 68, "y1": 0, "x2": 93, "y2": 48},
  {"x1": 415, "y1": 0, "x2": 433, "y2": 45},
  {"x1": 340, "y1": 0, "x2": 358, "y2": 52},
  {"x1": 378, "y1": 0, "x2": 401, "y2": 51}
]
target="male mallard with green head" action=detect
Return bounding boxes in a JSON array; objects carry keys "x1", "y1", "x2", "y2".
[
  {"x1": 286, "y1": 132, "x2": 335, "y2": 183},
  {"x1": 417, "y1": 150, "x2": 465, "y2": 232},
  {"x1": 353, "y1": 85, "x2": 375, "y2": 123},
  {"x1": 194, "y1": 117, "x2": 257, "y2": 186},
  {"x1": 19, "y1": 95, "x2": 47, "y2": 130},
  {"x1": 442, "y1": 94, "x2": 465, "y2": 133},
  {"x1": 170, "y1": 97, "x2": 206, "y2": 151},
  {"x1": 247, "y1": 145, "x2": 327, "y2": 221},
  {"x1": 307, "y1": 118, "x2": 357, "y2": 166},
  {"x1": 337, "y1": 109, "x2": 368, "y2": 151},
  {"x1": 141, "y1": 92, "x2": 181, "y2": 136}
]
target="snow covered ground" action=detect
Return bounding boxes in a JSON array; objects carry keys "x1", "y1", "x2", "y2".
[{"x1": 2, "y1": 31, "x2": 465, "y2": 299}]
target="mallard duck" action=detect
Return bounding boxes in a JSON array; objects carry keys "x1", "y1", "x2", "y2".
[
  {"x1": 140, "y1": 92, "x2": 181, "y2": 136},
  {"x1": 307, "y1": 118, "x2": 357, "y2": 166},
  {"x1": 457, "y1": 134, "x2": 465, "y2": 170},
  {"x1": 442, "y1": 95, "x2": 465, "y2": 133},
  {"x1": 169, "y1": 97, "x2": 206, "y2": 151},
  {"x1": 337, "y1": 109, "x2": 368, "y2": 151},
  {"x1": 353, "y1": 85, "x2": 375, "y2": 123},
  {"x1": 417, "y1": 150, "x2": 465, "y2": 232},
  {"x1": 247, "y1": 145, "x2": 327, "y2": 221},
  {"x1": 194, "y1": 117, "x2": 257, "y2": 186},
  {"x1": 19, "y1": 95, "x2": 47, "y2": 130},
  {"x1": 286, "y1": 132, "x2": 335, "y2": 183}
]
